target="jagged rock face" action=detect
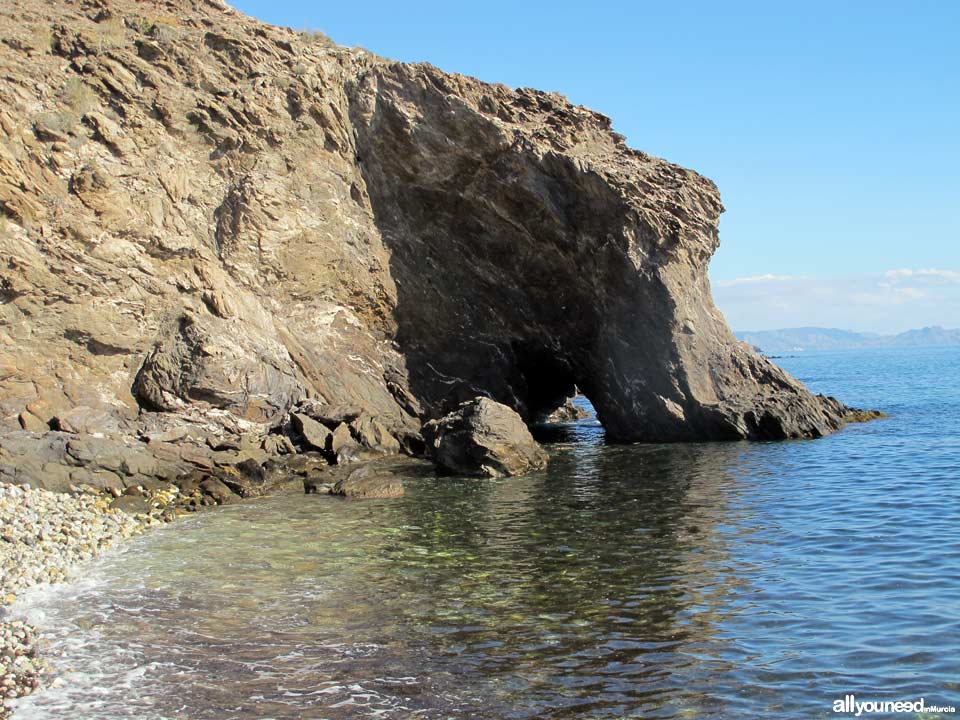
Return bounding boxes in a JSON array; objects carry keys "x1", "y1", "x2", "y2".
[
  {"x1": 347, "y1": 63, "x2": 845, "y2": 440},
  {"x1": 0, "y1": 0, "x2": 845, "y2": 450}
]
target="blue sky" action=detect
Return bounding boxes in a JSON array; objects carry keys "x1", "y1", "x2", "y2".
[{"x1": 233, "y1": 0, "x2": 959, "y2": 333}]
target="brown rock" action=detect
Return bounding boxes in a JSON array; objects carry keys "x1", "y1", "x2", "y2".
[
  {"x1": 294, "y1": 400, "x2": 362, "y2": 427},
  {"x1": 290, "y1": 412, "x2": 331, "y2": 453},
  {"x1": 17, "y1": 411, "x2": 48, "y2": 433},
  {"x1": 844, "y1": 408, "x2": 888, "y2": 424},
  {"x1": 199, "y1": 477, "x2": 236, "y2": 505},
  {"x1": 111, "y1": 494, "x2": 152, "y2": 515},
  {"x1": 328, "y1": 421, "x2": 359, "y2": 462},
  {"x1": 349, "y1": 413, "x2": 401, "y2": 454},
  {"x1": 425, "y1": 398, "x2": 549, "y2": 478},
  {"x1": 0, "y1": 0, "x2": 860, "y2": 493},
  {"x1": 330, "y1": 464, "x2": 404, "y2": 499}
]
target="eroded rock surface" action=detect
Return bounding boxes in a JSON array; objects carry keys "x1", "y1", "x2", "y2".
[
  {"x1": 0, "y1": 0, "x2": 853, "y2": 490},
  {"x1": 425, "y1": 398, "x2": 550, "y2": 478}
]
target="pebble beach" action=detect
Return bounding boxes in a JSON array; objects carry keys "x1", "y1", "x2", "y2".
[{"x1": 0, "y1": 483, "x2": 175, "y2": 718}]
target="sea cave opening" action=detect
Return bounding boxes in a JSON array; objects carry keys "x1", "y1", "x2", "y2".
[{"x1": 510, "y1": 341, "x2": 606, "y2": 447}]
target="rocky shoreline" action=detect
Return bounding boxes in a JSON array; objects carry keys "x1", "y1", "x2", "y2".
[
  {"x1": 0, "y1": 482, "x2": 186, "y2": 717},
  {"x1": 0, "y1": 0, "x2": 888, "y2": 714},
  {"x1": 0, "y1": 397, "x2": 886, "y2": 717},
  {"x1": 0, "y1": 392, "x2": 585, "y2": 714},
  {"x1": 0, "y1": 396, "x2": 521, "y2": 715},
  {"x1": 1, "y1": 0, "x2": 860, "y2": 460}
]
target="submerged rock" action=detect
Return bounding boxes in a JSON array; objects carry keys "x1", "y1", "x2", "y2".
[
  {"x1": 844, "y1": 408, "x2": 889, "y2": 424},
  {"x1": 425, "y1": 398, "x2": 549, "y2": 478},
  {"x1": 330, "y1": 465, "x2": 405, "y2": 499},
  {"x1": 327, "y1": 456, "x2": 430, "y2": 498}
]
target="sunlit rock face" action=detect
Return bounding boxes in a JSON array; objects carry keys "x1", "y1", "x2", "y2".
[{"x1": 0, "y1": 0, "x2": 846, "y2": 456}]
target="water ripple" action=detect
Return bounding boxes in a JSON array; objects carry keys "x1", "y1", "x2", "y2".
[{"x1": 11, "y1": 346, "x2": 960, "y2": 719}]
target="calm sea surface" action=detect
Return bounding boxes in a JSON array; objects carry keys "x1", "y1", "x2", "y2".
[{"x1": 12, "y1": 347, "x2": 960, "y2": 719}]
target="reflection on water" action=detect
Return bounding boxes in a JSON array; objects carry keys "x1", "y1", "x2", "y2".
[{"x1": 12, "y1": 347, "x2": 960, "y2": 719}]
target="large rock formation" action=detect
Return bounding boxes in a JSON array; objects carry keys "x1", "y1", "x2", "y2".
[{"x1": 0, "y1": 0, "x2": 851, "y2": 488}]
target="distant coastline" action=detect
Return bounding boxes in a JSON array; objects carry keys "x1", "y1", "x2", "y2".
[{"x1": 736, "y1": 326, "x2": 960, "y2": 353}]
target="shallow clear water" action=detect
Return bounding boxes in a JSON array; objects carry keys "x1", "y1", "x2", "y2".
[{"x1": 12, "y1": 347, "x2": 960, "y2": 719}]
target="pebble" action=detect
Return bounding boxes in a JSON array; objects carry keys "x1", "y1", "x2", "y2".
[{"x1": 0, "y1": 482, "x2": 178, "y2": 717}]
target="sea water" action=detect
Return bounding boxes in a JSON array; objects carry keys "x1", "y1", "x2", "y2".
[{"x1": 11, "y1": 347, "x2": 960, "y2": 719}]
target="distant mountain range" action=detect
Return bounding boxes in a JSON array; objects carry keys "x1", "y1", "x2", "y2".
[{"x1": 736, "y1": 326, "x2": 960, "y2": 353}]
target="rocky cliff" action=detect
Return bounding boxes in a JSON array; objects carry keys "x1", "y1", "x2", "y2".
[{"x1": 0, "y1": 0, "x2": 851, "y2": 492}]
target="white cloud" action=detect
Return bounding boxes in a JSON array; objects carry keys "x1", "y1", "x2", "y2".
[
  {"x1": 883, "y1": 268, "x2": 960, "y2": 285},
  {"x1": 715, "y1": 273, "x2": 799, "y2": 287},
  {"x1": 711, "y1": 268, "x2": 960, "y2": 333}
]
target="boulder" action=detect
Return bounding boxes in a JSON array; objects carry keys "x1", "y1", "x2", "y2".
[
  {"x1": 17, "y1": 411, "x2": 48, "y2": 433},
  {"x1": 289, "y1": 413, "x2": 331, "y2": 453},
  {"x1": 111, "y1": 494, "x2": 153, "y2": 516},
  {"x1": 50, "y1": 406, "x2": 124, "y2": 435},
  {"x1": 330, "y1": 465, "x2": 404, "y2": 499},
  {"x1": 132, "y1": 312, "x2": 302, "y2": 427},
  {"x1": 349, "y1": 413, "x2": 401, "y2": 455},
  {"x1": 303, "y1": 474, "x2": 333, "y2": 495},
  {"x1": 262, "y1": 434, "x2": 297, "y2": 456},
  {"x1": 328, "y1": 422, "x2": 360, "y2": 464},
  {"x1": 425, "y1": 398, "x2": 549, "y2": 478},
  {"x1": 198, "y1": 477, "x2": 235, "y2": 505}
]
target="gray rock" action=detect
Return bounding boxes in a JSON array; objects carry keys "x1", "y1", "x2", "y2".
[
  {"x1": 50, "y1": 406, "x2": 123, "y2": 435},
  {"x1": 304, "y1": 481, "x2": 332, "y2": 495},
  {"x1": 67, "y1": 468, "x2": 124, "y2": 492},
  {"x1": 261, "y1": 434, "x2": 296, "y2": 456},
  {"x1": 327, "y1": 455, "x2": 431, "y2": 498},
  {"x1": 141, "y1": 427, "x2": 189, "y2": 444},
  {"x1": 538, "y1": 397, "x2": 592, "y2": 423},
  {"x1": 425, "y1": 398, "x2": 549, "y2": 478}
]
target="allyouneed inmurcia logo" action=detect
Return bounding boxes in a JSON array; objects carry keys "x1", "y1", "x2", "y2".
[{"x1": 832, "y1": 695, "x2": 956, "y2": 716}]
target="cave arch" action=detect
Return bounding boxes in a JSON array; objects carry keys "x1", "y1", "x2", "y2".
[{"x1": 345, "y1": 63, "x2": 845, "y2": 442}]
